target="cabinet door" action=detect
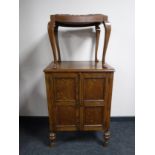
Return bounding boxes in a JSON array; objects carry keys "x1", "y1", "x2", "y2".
[
  {"x1": 52, "y1": 73, "x2": 79, "y2": 131},
  {"x1": 80, "y1": 73, "x2": 109, "y2": 131}
]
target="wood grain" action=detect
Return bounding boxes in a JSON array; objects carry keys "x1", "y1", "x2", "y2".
[{"x1": 44, "y1": 63, "x2": 114, "y2": 145}]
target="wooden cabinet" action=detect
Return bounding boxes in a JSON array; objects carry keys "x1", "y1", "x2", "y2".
[
  {"x1": 44, "y1": 14, "x2": 115, "y2": 146},
  {"x1": 44, "y1": 62, "x2": 114, "y2": 145}
]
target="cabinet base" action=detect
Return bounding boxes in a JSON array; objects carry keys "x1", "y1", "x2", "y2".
[{"x1": 49, "y1": 131, "x2": 111, "y2": 147}]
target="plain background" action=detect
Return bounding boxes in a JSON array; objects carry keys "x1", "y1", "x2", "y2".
[{"x1": 19, "y1": 0, "x2": 135, "y2": 116}]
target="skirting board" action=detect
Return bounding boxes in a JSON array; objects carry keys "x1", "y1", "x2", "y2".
[{"x1": 19, "y1": 116, "x2": 135, "y2": 122}]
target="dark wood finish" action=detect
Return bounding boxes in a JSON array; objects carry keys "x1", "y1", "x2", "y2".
[
  {"x1": 44, "y1": 14, "x2": 114, "y2": 146},
  {"x1": 44, "y1": 61, "x2": 114, "y2": 146},
  {"x1": 80, "y1": 73, "x2": 108, "y2": 131},
  {"x1": 95, "y1": 24, "x2": 100, "y2": 62},
  {"x1": 48, "y1": 14, "x2": 111, "y2": 67}
]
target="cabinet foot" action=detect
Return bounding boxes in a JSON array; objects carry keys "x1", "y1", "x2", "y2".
[
  {"x1": 103, "y1": 131, "x2": 110, "y2": 146},
  {"x1": 49, "y1": 132, "x2": 56, "y2": 146}
]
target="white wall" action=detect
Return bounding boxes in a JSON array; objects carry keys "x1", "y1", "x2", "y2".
[{"x1": 19, "y1": 0, "x2": 135, "y2": 116}]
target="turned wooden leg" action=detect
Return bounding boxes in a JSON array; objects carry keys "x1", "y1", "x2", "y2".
[
  {"x1": 49, "y1": 132, "x2": 56, "y2": 146},
  {"x1": 103, "y1": 131, "x2": 110, "y2": 146},
  {"x1": 95, "y1": 24, "x2": 100, "y2": 62}
]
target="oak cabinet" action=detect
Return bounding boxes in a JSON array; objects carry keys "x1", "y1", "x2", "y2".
[
  {"x1": 44, "y1": 14, "x2": 114, "y2": 146},
  {"x1": 44, "y1": 62, "x2": 114, "y2": 145}
]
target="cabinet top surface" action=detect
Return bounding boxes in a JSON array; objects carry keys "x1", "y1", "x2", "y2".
[{"x1": 44, "y1": 61, "x2": 115, "y2": 73}]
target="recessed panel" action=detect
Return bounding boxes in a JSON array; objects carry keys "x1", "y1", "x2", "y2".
[
  {"x1": 84, "y1": 78, "x2": 105, "y2": 100},
  {"x1": 84, "y1": 107, "x2": 103, "y2": 125},
  {"x1": 55, "y1": 78, "x2": 76, "y2": 101},
  {"x1": 56, "y1": 106, "x2": 77, "y2": 125}
]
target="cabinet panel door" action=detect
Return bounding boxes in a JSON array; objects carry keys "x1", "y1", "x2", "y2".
[
  {"x1": 80, "y1": 73, "x2": 109, "y2": 131},
  {"x1": 52, "y1": 73, "x2": 79, "y2": 131}
]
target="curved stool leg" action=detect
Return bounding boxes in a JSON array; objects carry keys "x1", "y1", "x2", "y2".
[
  {"x1": 48, "y1": 22, "x2": 58, "y2": 68},
  {"x1": 102, "y1": 21, "x2": 111, "y2": 68},
  {"x1": 54, "y1": 26, "x2": 61, "y2": 62}
]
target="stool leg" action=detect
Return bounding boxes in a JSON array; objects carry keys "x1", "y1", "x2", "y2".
[
  {"x1": 102, "y1": 21, "x2": 111, "y2": 67},
  {"x1": 95, "y1": 25, "x2": 100, "y2": 62}
]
